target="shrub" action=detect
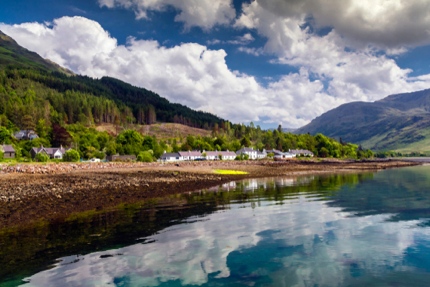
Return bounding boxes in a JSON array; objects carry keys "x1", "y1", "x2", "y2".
[
  {"x1": 63, "y1": 149, "x2": 80, "y2": 162},
  {"x1": 35, "y1": 152, "x2": 50, "y2": 162},
  {"x1": 137, "y1": 151, "x2": 153, "y2": 162},
  {"x1": 235, "y1": 153, "x2": 249, "y2": 161}
]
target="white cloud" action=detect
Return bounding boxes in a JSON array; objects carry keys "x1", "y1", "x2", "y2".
[
  {"x1": 208, "y1": 33, "x2": 255, "y2": 47},
  {"x1": 0, "y1": 16, "x2": 337, "y2": 127},
  {"x1": 2, "y1": 15, "x2": 430, "y2": 128},
  {"x1": 237, "y1": 46, "x2": 264, "y2": 56},
  {"x1": 98, "y1": 0, "x2": 236, "y2": 30},
  {"x1": 251, "y1": 0, "x2": 430, "y2": 50},
  {"x1": 235, "y1": 1, "x2": 430, "y2": 105},
  {"x1": 227, "y1": 33, "x2": 255, "y2": 45}
]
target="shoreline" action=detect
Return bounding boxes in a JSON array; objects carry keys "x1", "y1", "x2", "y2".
[{"x1": 0, "y1": 159, "x2": 420, "y2": 229}]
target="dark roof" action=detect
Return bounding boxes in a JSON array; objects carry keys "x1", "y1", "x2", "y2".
[
  {"x1": 1, "y1": 145, "x2": 15, "y2": 153},
  {"x1": 31, "y1": 146, "x2": 69, "y2": 156},
  {"x1": 13, "y1": 130, "x2": 38, "y2": 140}
]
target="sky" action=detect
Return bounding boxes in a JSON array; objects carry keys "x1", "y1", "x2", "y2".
[{"x1": 1, "y1": 0, "x2": 430, "y2": 129}]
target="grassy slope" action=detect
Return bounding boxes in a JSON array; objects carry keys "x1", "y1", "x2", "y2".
[{"x1": 96, "y1": 123, "x2": 211, "y2": 140}]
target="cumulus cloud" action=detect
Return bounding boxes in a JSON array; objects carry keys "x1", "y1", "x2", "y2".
[
  {"x1": 250, "y1": 0, "x2": 430, "y2": 50},
  {"x1": 235, "y1": 1, "x2": 430, "y2": 104},
  {"x1": 0, "y1": 16, "x2": 336, "y2": 127},
  {"x1": 1, "y1": 15, "x2": 430, "y2": 128},
  {"x1": 98, "y1": 0, "x2": 236, "y2": 30}
]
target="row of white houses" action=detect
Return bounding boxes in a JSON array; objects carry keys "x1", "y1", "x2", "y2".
[{"x1": 159, "y1": 148, "x2": 314, "y2": 162}]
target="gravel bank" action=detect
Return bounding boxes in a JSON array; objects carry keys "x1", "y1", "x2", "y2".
[{"x1": 0, "y1": 159, "x2": 419, "y2": 228}]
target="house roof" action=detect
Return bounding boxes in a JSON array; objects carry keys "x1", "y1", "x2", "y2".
[
  {"x1": 236, "y1": 147, "x2": 256, "y2": 154},
  {"x1": 31, "y1": 146, "x2": 69, "y2": 156},
  {"x1": 178, "y1": 151, "x2": 202, "y2": 157},
  {"x1": 13, "y1": 130, "x2": 38, "y2": 140},
  {"x1": 290, "y1": 149, "x2": 314, "y2": 155},
  {"x1": 1, "y1": 145, "x2": 15, "y2": 153},
  {"x1": 160, "y1": 152, "x2": 180, "y2": 159},
  {"x1": 206, "y1": 151, "x2": 236, "y2": 156}
]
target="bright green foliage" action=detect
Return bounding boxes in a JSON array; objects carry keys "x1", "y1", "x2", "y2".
[
  {"x1": 240, "y1": 137, "x2": 251, "y2": 147},
  {"x1": 19, "y1": 138, "x2": 50, "y2": 158},
  {"x1": 137, "y1": 151, "x2": 153, "y2": 162},
  {"x1": 35, "y1": 152, "x2": 49, "y2": 162},
  {"x1": 0, "y1": 41, "x2": 375, "y2": 161},
  {"x1": 35, "y1": 119, "x2": 51, "y2": 140},
  {"x1": 105, "y1": 141, "x2": 117, "y2": 156},
  {"x1": 63, "y1": 149, "x2": 80, "y2": 162},
  {"x1": 235, "y1": 153, "x2": 249, "y2": 161},
  {"x1": 0, "y1": 126, "x2": 12, "y2": 144},
  {"x1": 116, "y1": 130, "x2": 144, "y2": 155}
]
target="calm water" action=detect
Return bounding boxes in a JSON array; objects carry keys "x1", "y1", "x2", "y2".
[{"x1": 2, "y1": 166, "x2": 430, "y2": 286}]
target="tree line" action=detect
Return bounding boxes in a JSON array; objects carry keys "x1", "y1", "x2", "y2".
[{"x1": 0, "y1": 67, "x2": 374, "y2": 162}]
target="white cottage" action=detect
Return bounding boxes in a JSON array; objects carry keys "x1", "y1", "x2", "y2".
[
  {"x1": 205, "y1": 150, "x2": 237, "y2": 161},
  {"x1": 160, "y1": 152, "x2": 182, "y2": 162},
  {"x1": 236, "y1": 147, "x2": 258, "y2": 160},
  {"x1": 178, "y1": 151, "x2": 203, "y2": 161}
]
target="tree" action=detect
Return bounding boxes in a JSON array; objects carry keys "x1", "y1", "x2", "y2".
[
  {"x1": 35, "y1": 119, "x2": 50, "y2": 140},
  {"x1": 0, "y1": 127, "x2": 12, "y2": 144},
  {"x1": 21, "y1": 114, "x2": 36, "y2": 131},
  {"x1": 105, "y1": 141, "x2": 117, "y2": 156},
  {"x1": 51, "y1": 124, "x2": 72, "y2": 147},
  {"x1": 319, "y1": 147, "x2": 329, "y2": 158},
  {"x1": 35, "y1": 152, "x2": 49, "y2": 162},
  {"x1": 146, "y1": 105, "x2": 156, "y2": 124},
  {"x1": 137, "y1": 151, "x2": 153, "y2": 162},
  {"x1": 240, "y1": 137, "x2": 251, "y2": 147},
  {"x1": 63, "y1": 149, "x2": 80, "y2": 162},
  {"x1": 116, "y1": 130, "x2": 144, "y2": 155}
]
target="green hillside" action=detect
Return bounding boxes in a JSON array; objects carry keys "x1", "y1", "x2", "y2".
[
  {"x1": 296, "y1": 89, "x2": 430, "y2": 152},
  {"x1": 0, "y1": 30, "x2": 223, "y2": 130},
  {"x1": 0, "y1": 30, "x2": 373, "y2": 161},
  {"x1": 0, "y1": 31, "x2": 72, "y2": 74}
]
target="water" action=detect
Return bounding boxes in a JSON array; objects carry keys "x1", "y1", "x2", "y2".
[{"x1": 2, "y1": 166, "x2": 430, "y2": 286}]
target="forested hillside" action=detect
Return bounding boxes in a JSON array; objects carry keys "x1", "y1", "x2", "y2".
[
  {"x1": 0, "y1": 30, "x2": 373, "y2": 162},
  {"x1": 0, "y1": 30, "x2": 223, "y2": 130}
]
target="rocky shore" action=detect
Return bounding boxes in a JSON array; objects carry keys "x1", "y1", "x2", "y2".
[{"x1": 0, "y1": 159, "x2": 420, "y2": 228}]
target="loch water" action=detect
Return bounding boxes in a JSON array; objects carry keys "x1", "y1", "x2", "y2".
[{"x1": 2, "y1": 166, "x2": 430, "y2": 286}]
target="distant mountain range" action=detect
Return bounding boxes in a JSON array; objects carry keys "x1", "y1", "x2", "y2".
[{"x1": 296, "y1": 89, "x2": 430, "y2": 152}]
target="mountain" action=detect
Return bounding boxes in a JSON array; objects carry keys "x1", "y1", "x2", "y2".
[
  {"x1": 296, "y1": 89, "x2": 430, "y2": 152},
  {"x1": 0, "y1": 31, "x2": 72, "y2": 74},
  {"x1": 0, "y1": 30, "x2": 223, "y2": 130}
]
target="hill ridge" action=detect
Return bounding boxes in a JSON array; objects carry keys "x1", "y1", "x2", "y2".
[
  {"x1": 296, "y1": 88, "x2": 430, "y2": 152},
  {"x1": 0, "y1": 30, "x2": 224, "y2": 130}
]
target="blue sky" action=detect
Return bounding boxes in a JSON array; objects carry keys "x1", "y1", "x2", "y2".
[{"x1": 1, "y1": 0, "x2": 430, "y2": 129}]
